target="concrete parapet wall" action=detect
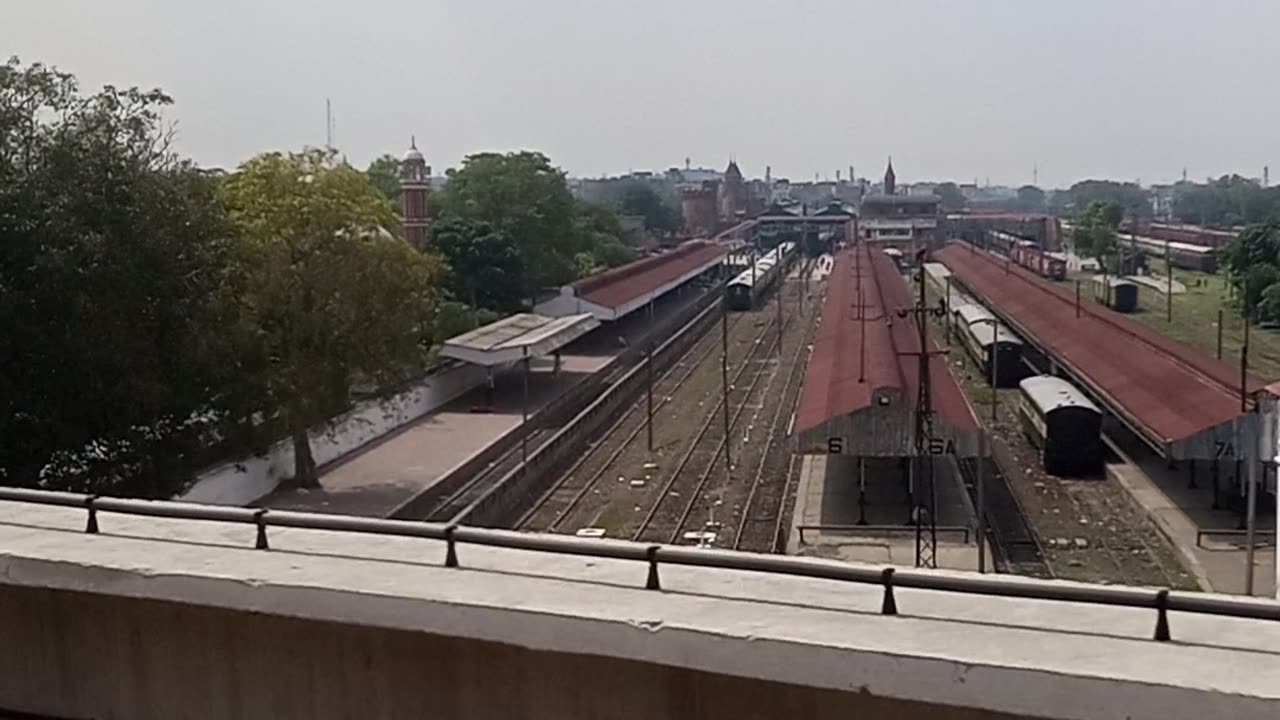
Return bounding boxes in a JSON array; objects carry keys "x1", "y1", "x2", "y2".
[
  {"x1": 0, "y1": 586, "x2": 1034, "y2": 720},
  {"x1": 181, "y1": 362, "x2": 488, "y2": 506}
]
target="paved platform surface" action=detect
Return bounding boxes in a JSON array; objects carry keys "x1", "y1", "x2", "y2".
[
  {"x1": 788, "y1": 455, "x2": 983, "y2": 571},
  {"x1": 1107, "y1": 430, "x2": 1275, "y2": 597},
  {"x1": 262, "y1": 354, "x2": 611, "y2": 516}
]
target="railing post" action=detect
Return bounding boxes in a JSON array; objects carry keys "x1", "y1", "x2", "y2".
[
  {"x1": 1153, "y1": 590, "x2": 1171, "y2": 641},
  {"x1": 880, "y1": 568, "x2": 898, "y2": 615},
  {"x1": 646, "y1": 546, "x2": 662, "y2": 590},
  {"x1": 84, "y1": 495, "x2": 99, "y2": 535},
  {"x1": 444, "y1": 525, "x2": 459, "y2": 568},
  {"x1": 254, "y1": 509, "x2": 270, "y2": 550}
]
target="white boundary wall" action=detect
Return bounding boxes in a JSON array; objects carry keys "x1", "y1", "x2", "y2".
[{"x1": 180, "y1": 363, "x2": 488, "y2": 506}]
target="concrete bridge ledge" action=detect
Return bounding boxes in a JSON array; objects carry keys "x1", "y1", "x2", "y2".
[{"x1": 0, "y1": 501, "x2": 1277, "y2": 719}]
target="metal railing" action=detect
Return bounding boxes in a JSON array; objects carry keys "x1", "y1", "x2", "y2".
[{"x1": 0, "y1": 486, "x2": 1277, "y2": 643}]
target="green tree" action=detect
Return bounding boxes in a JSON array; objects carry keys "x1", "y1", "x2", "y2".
[
  {"x1": 617, "y1": 181, "x2": 680, "y2": 235},
  {"x1": 1014, "y1": 185, "x2": 1047, "y2": 212},
  {"x1": 1072, "y1": 200, "x2": 1121, "y2": 262},
  {"x1": 433, "y1": 151, "x2": 581, "y2": 301},
  {"x1": 223, "y1": 149, "x2": 443, "y2": 488},
  {"x1": 934, "y1": 182, "x2": 966, "y2": 211},
  {"x1": 0, "y1": 58, "x2": 235, "y2": 495},
  {"x1": 574, "y1": 199, "x2": 635, "y2": 272},
  {"x1": 431, "y1": 217, "x2": 525, "y2": 314},
  {"x1": 366, "y1": 154, "x2": 402, "y2": 208},
  {"x1": 1065, "y1": 180, "x2": 1151, "y2": 220},
  {"x1": 1258, "y1": 283, "x2": 1280, "y2": 324}
]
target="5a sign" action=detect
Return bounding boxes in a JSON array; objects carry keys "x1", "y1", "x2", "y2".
[{"x1": 827, "y1": 437, "x2": 956, "y2": 455}]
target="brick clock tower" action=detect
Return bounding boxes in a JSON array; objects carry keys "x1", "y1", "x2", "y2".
[{"x1": 400, "y1": 137, "x2": 431, "y2": 248}]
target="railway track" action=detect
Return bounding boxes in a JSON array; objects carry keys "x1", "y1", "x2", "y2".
[
  {"x1": 517, "y1": 288, "x2": 782, "y2": 534},
  {"x1": 632, "y1": 307, "x2": 783, "y2": 545},
  {"x1": 733, "y1": 273, "x2": 824, "y2": 552},
  {"x1": 957, "y1": 456, "x2": 1052, "y2": 578},
  {"x1": 514, "y1": 306, "x2": 755, "y2": 531}
]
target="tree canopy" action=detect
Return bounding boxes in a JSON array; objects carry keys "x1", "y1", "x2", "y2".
[
  {"x1": 934, "y1": 182, "x2": 966, "y2": 211},
  {"x1": 616, "y1": 181, "x2": 680, "y2": 235},
  {"x1": 0, "y1": 58, "x2": 236, "y2": 495},
  {"x1": 366, "y1": 153, "x2": 402, "y2": 208},
  {"x1": 1218, "y1": 222, "x2": 1280, "y2": 320},
  {"x1": 222, "y1": 149, "x2": 444, "y2": 487},
  {"x1": 431, "y1": 216, "x2": 525, "y2": 314},
  {"x1": 431, "y1": 151, "x2": 634, "y2": 305},
  {"x1": 1072, "y1": 200, "x2": 1121, "y2": 260},
  {"x1": 1172, "y1": 175, "x2": 1280, "y2": 227},
  {"x1": 1061, "y1": 180, "x2": 1151, "y2": 220}
]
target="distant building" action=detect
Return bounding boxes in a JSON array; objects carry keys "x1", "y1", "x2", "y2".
[
  {"x1": 859, "y1": 158, "x2": 940, "y2": 251},
  {"x1": 399, "y1": 137, "x2": 431, "y2": 248},
  {"x1": 680, "y1": 181, "x2": 719, "y2": 237},
  {"x1": 718, "y1": 158, "x2": 747, "y2": 224}
]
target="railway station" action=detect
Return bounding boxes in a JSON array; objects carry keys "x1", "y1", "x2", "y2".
[{"x1": 789, "y1": 244, "x2": 984, "y2": 570}]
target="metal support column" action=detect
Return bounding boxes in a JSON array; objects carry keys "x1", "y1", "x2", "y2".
[
  {"x1": 1245, "y1": 453, "x2": 1259, "y2": 595},
  {"x1": 646, "y1": 341, "x2": 655, "y2": 453},
  {"x1": 721, "y1": 289, "x2": 732, "y2": 478},
  {"x1": 521, "y1": 351, "x2": 530, "y2": 463},
  {"x1": 977, "y1": 431, "x2": 987, "y2": 573}
]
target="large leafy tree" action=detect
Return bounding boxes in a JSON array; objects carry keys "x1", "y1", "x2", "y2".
[
  {"x1": 933, "y1": 182, "x2": 966, "y2": 212},
  {"x1": 366, "y1": 153, "x2": 402, "y2": 208},
  {"x1": 431, "y1": 216, "x2": 524, "y2": 314},
  {"x1": 1173, "y1": 175, "x2": 1280, "y2": 227},
  {"x1": 222, "y1": 149, "x2": 443, "y2": 487},
  {"x1": 617, "y1": 181, "x2": 680, "y2": 235},
  {"x1": 0, "y1": 58, "x2": 234, "y2": 495},
  {"x1": 432, "y1": 151, "x2": 582, "y2": 300},
  {"x1": 1072, "y1": 200, "x2": 1120, "y2": 262},
  {"x1": 1064, "y1": 180, "x2": 1151, "y2": 220}
]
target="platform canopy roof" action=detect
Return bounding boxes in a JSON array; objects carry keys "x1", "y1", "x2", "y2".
[{"x1": 440, "y1": 313, "x2": 599, "y2": 367}]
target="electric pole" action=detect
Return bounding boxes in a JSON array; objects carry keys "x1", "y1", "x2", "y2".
[{"x1": 898, "y1": 262, "x2": 948, "y2": 568}]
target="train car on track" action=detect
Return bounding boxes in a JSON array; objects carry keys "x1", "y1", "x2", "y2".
[
  {"x1": 883, "y1": 247, "x2": 905, "y2": 271},
  {"x1": 990, "y1": 231, "x2": 1066, "y2": 281},
  {"x1": 952, "y1": 304, "x2": 1024, "y2": 388},
  {"x1": 726, "y1": 242, "x2": 796, "y2": 311},
  {"x1": 1017, "y1": 375, "x2": 1103, "y2": 477},
  {"x1": 1124, "y1": 234, "x2": 1218, "y2": 273},
  {"x1": 1092, "y1": 276, "x2": 1139, "y2": 313}
]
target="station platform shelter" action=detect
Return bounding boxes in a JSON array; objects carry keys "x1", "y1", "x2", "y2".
[{"x1": 535, "y1": 240, "x2": 727, "y2": 322}]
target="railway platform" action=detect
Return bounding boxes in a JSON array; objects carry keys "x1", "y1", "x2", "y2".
[
  {"x1": 788, "y1": 455, "x2": 986, "y2": 571},
  {"x1": 260, "y1": 263, "x2": 722, "y2": 518},
  {"x1": 262, "y1": 353, "x2": 611, "y2": 517}
]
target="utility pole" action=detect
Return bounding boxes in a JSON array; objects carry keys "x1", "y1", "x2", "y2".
[
  {"x1": 898, "y1": 264, "x2": 948, "y2": 568},
  {"x1": 721, "y1": 287, "x2": 732, "y2": 479},
  {"x1": 1245, "y1": 420, "x2": 1259, "y2": 595},
  {"x1": 646, "y1": 341, "x2": 655, "y2": 453},
  {"x1": 977, "y1": 429, "x2": 987, "y2": 573},
  {"x1": 1166, "y1": 241, "x2": 1173, "y2": 323}
]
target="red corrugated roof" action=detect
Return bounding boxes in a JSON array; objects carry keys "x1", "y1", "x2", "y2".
[
  {"x1": 793, "y1": 246, "x2": 978, "y2": 440},
  {"x1": 936, "y1": 243, "x2": 1262, "y2": 445},
  {"x1": 574, "y1": 241, "x2": 727, "y2": 310}
]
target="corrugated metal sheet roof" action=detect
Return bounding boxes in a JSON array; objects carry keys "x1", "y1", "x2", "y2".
[
  {"x1": 792, "y1": 246, "x2": 979, "y2": 456},
  {"x1": 1020, "y1": 375, "x2": 1101, "y2": 415},
  {"x1": 937, "y1": 242, "x2": 1262, "y2": 449},
  {"x1": 574, "y1": 241, "x2": 727, "y2": 310},
  {"x1": 441, "y1": 313, "x2": 599, "y2": 366}
]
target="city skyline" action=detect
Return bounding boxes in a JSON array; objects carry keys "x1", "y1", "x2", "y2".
[{"x1": 5, "y1": 0, "x2": 1278, "y2": 188}]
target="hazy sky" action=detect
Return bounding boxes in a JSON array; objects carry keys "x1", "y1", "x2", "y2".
[{"x1": 6, "y1": 1, "x2": 1278, "y2": 187}]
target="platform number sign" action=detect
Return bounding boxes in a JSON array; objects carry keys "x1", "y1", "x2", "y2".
[
  {"x1": 1214, "y1": 441, "x2": 1236, "y2": 458},
  {"x1": 827, "y1": 437, "x2": 956, "y2": 455}
]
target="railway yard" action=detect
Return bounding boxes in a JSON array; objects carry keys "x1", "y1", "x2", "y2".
[
  {"x1": 262, "y1": 222, "x2": 1273, "y2": 598},
  {"x1": 519, "y1": 260, "x2": 823, "y2": 552}
]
